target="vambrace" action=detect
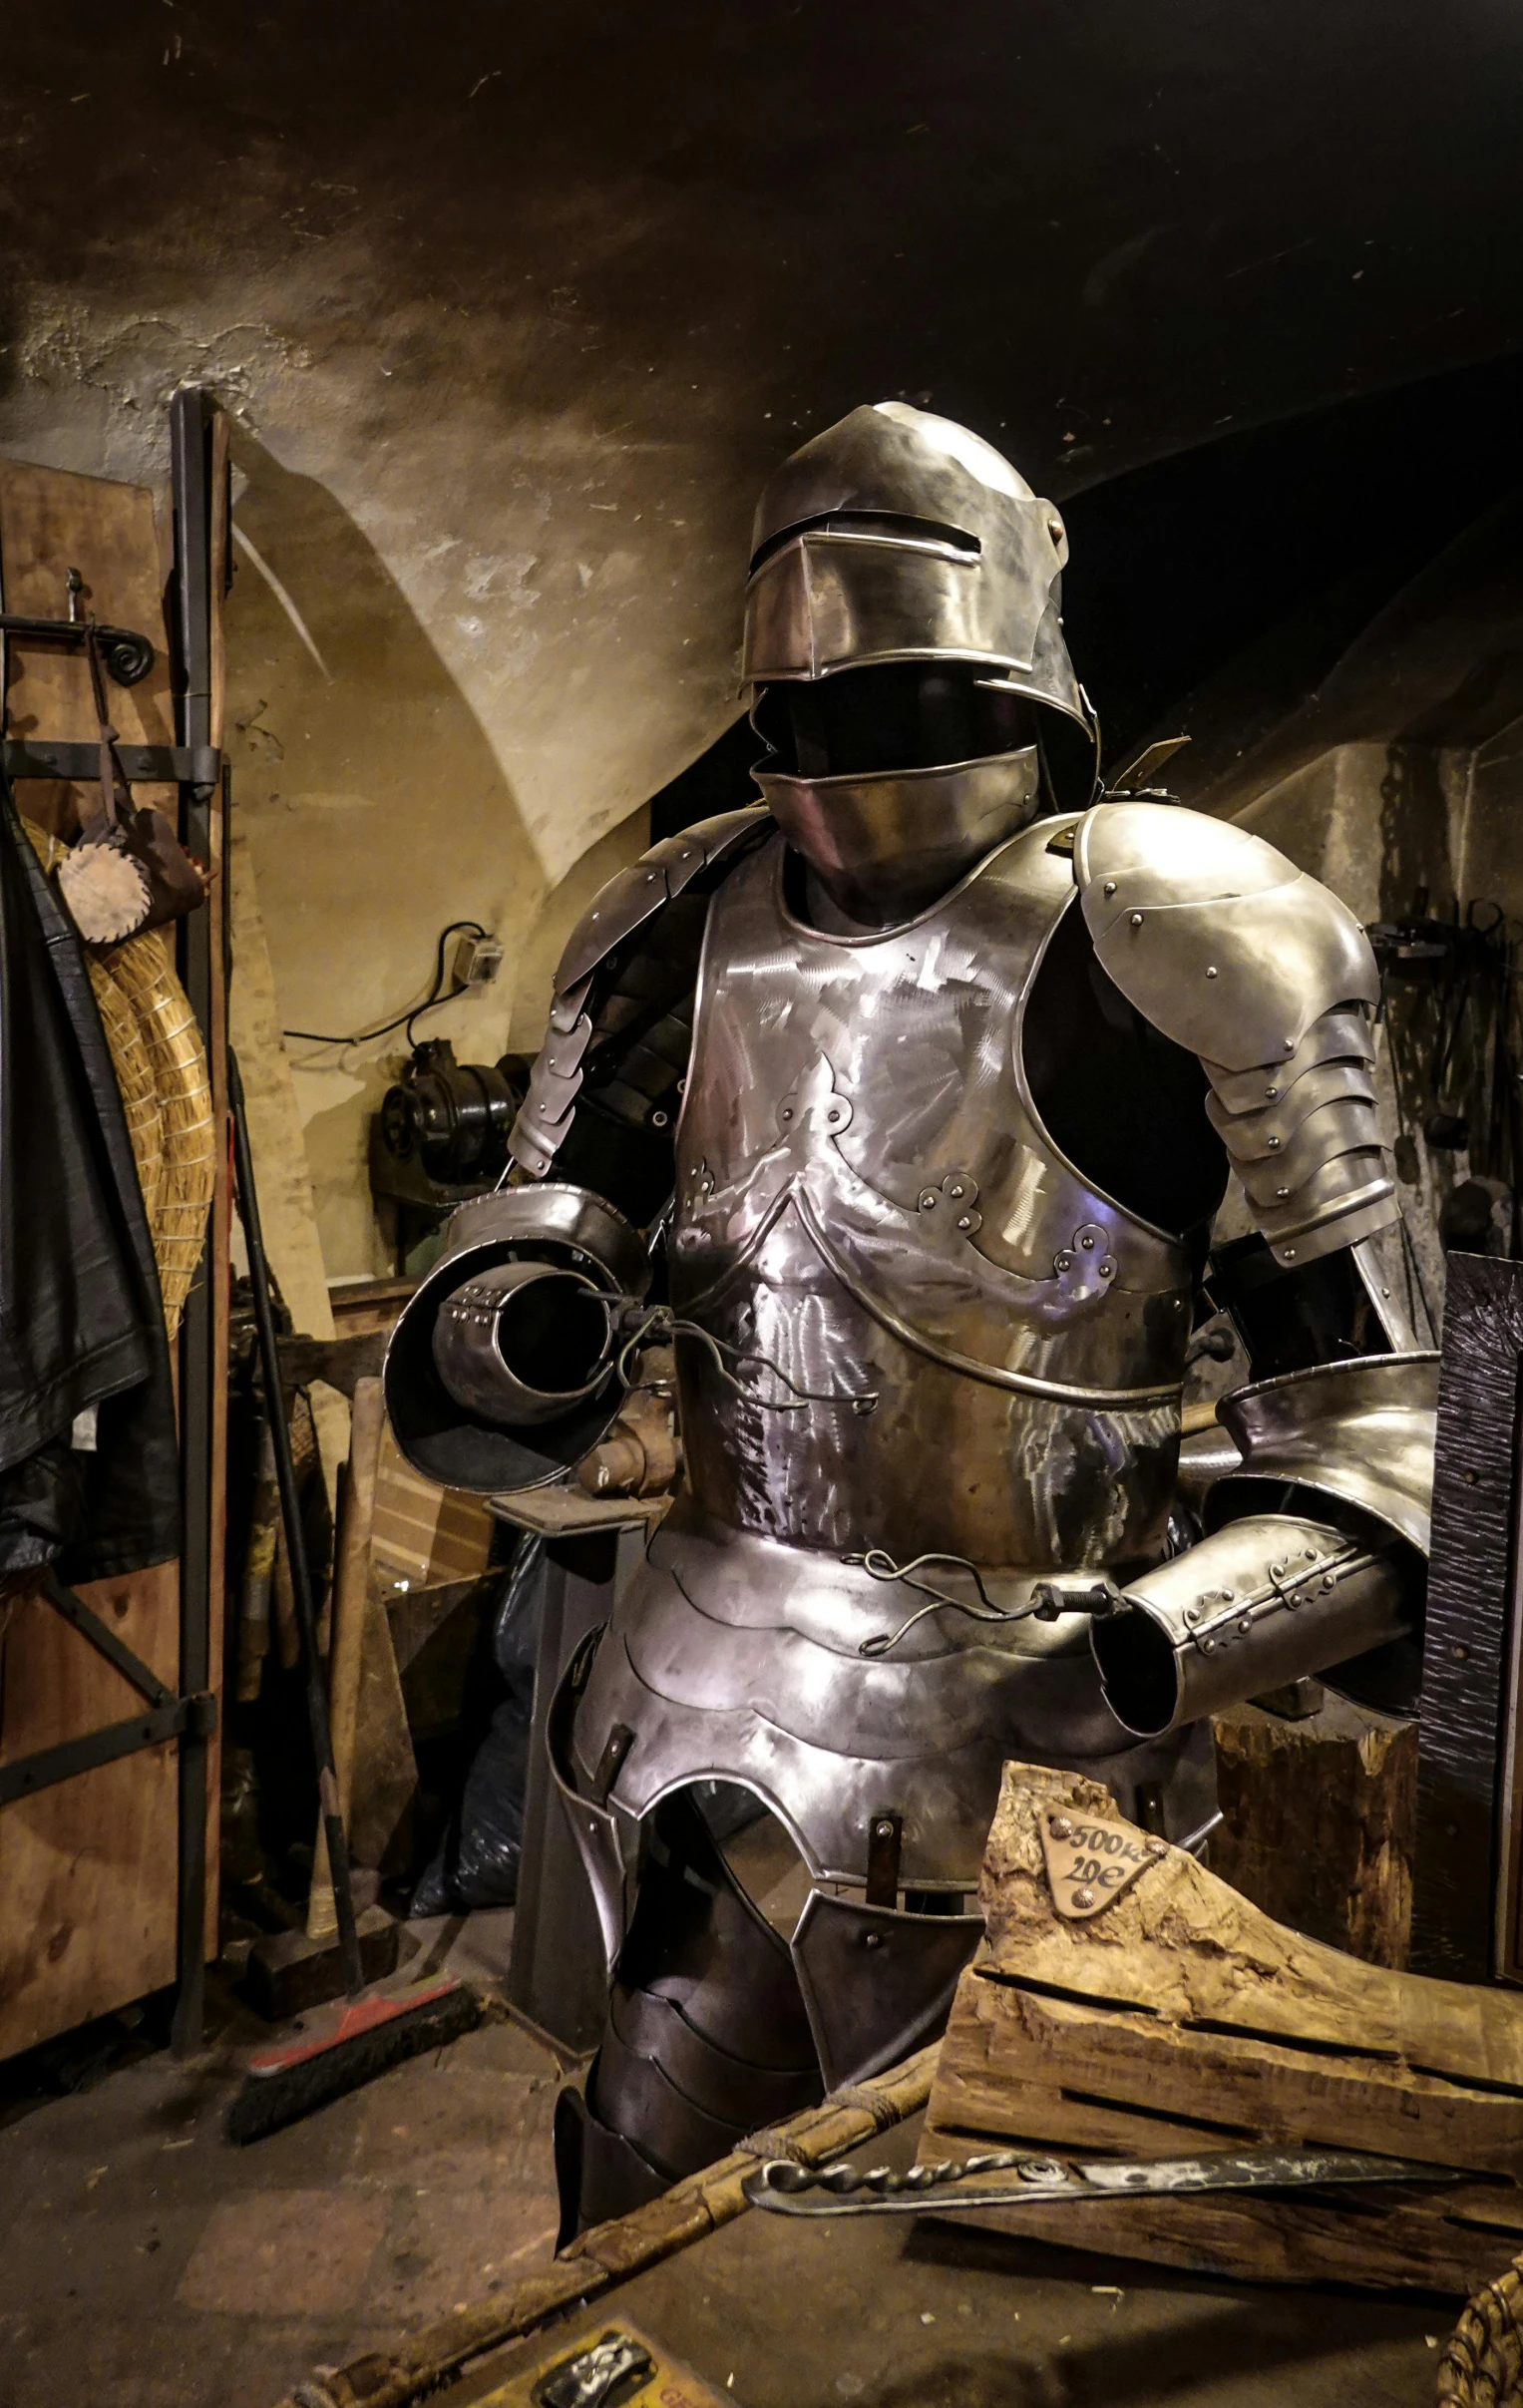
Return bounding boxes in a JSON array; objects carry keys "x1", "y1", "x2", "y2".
[
  {"x1": 1095, "y1": 1351, "x2": 1436, "y2": 1737},
  {"x1": 1092, "y1": 1514, "x2": 1410, "y2": 1737}
]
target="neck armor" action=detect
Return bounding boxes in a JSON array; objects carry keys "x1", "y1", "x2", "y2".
[{"x1": 754, "y1": 744, "x2": 1040, "y2": 926}]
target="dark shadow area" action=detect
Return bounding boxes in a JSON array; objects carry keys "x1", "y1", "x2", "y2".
[{"x1": 1061, "y1": 348, "x2": 1523, "y2": 773}]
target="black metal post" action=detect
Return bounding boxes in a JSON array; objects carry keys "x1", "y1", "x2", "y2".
[{"x1": 170, "y1": 386, "x2": 216, "y2": 2055}]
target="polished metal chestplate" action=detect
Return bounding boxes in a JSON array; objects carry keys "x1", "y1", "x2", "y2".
[{"x1": 571, "y1": 818, "x2": 1205, "y2": 1891}]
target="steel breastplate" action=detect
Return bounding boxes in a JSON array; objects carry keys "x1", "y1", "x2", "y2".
[{"x1": 668, "y1": 818, "x2": 1192, "y2": 1571}]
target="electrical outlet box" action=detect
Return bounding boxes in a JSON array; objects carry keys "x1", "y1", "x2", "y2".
[{"x1": 451, "y1": 931, "x2": 504, "y2": 991}]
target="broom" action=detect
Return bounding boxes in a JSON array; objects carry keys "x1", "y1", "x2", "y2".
[{"x1": 223, "y1": 1047, "x2": 477, "y2": 2142}]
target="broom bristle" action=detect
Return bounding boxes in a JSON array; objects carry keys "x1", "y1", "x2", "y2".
[{"x1": 224, "y1": 1984, "x2": 482, "y2": 2144}]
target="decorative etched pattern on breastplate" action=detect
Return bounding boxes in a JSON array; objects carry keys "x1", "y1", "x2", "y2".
[{"x1": 669, "y1": 823, "x2": 1192, "y2": 1567}]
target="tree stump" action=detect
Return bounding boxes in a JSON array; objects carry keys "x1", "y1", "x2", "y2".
[
  {"x1": 920, "y1": 1762, "x2": 1523, "y2": 2292},
  {"x1": 1211, "y1": 1694, "x2": 1417, "y2": 1969}
]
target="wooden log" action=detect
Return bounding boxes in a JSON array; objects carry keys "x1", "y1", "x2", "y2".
[
  {"x1": 933, "y1": 1968, "x2": 1523, "y2": 2173},
  {"x1": 973, "y1": 1763, "x2": 1523, "y2": 2084},
  {"x1": 1211, "y1": 1693, "x2": 1417, "y2": 1969},
  {"x1": 920, "y1": 1761, "x2": 1523, "y2": 2292}
]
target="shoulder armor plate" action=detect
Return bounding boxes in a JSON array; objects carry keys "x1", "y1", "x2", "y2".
[
  {"x1": 554, "y1": 804, "x2": 773, "y2": 997},
  {"x1": 512, "y1": 805, "x2": 771, "y2": 1179},
  {"x1": 1210, "y1": 1353, "x2": 1437, "y2": 1556},
  {"x1": 1073, "y1": 802, "x2": 1379, "y2": 1073}
]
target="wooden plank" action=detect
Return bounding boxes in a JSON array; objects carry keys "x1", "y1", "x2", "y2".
[
  {"x1": 488, "y1": 1486, "x2": 668, "y2": 1538},
  {"x1": 0, "y1": 455, "x2": 214, "y2": 2057},
  {"x1": 0, "y1": 1566, "x2": 180, "y2": 2056},
  {"x1": 370, "y1": 1426, "x2": 495, "y2": 1589},
  {"x1": 0, "y1": 458, "x2": 178, "y2": 837},
  {"x1": 933, "y1": 1963, "x2": 1523, "y2": 2174}
]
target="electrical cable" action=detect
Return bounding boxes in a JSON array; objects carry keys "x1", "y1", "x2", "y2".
[{"x1": 283, "y1": 920, "x2": 488, "y2": 1050}]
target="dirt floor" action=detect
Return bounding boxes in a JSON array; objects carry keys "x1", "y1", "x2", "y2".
[
  {"x1": 0, "y1": 1908, "x2": 1471, "y2": 2408},
  {"x1": 0, "y1": 1910, "x2": 565, "y2": 2408}
]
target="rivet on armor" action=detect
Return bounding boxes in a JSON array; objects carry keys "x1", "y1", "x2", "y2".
[
  {"x1": 864, "y1": 1932, "x2": 885, "y2": 1950},
  {"x1": 957, "y1": 1215, "x2": 973, "y2": 1232},
  {"x1": 1099, "y1": 1261, "x2": 1114, "y2": 1277},
  {"x1": 1266, "y1": 1086, "x2": 1279, "y2": 1099},
  {"x1": 1199, "y1": 1636, "x2": 1216, "y2": 1653},
  {"x1": 1267, "y1": 1135, "x2": 1281, "y2": 1149},
  {"x1": 1283, "y1": 1246, "x2": 1297, "y2": 1259},
  {"x1": 1238, "y1": 1617, "x2": 1253, "y2": 1636},
  {"x1": 920, "y1": 1190, "x2": 939, "y2": 1211},
  {"x1": 1130, "y1": 911, "x2": 1144, "y2": 927},
  {"x1": 1183, "y1": 1605, "x2": 1200, "y2": 1626},
  {"x1": 1270, "y1": 1563, "x2": 1286, "y2": 1578},
  {"x1": 781, "y1": 1106, "x2": 793, "y2": 1121},
  {"x1": 652, "y1": 1109, "x2": 669, "y2": 1128},
  {"x1": 1276, "y1": 1187, "x2": 1290, "y2": 1199},
  {"x1": 949, "y1": 1182, "x2": 964, "y2": 1199},
  {"x1": 1080, "y1": 1233, "x2": 1095, "y2": 1250},
  {"x1": 1205, "y1": 966, "x2": 1218, "y2": 980},
  {"x1": 1103, "y1": 880, "x2": 1117, "y2": 898},
  {"x1": 1053, "y1": 1250, "x2": 1072, "y2": 1272}
]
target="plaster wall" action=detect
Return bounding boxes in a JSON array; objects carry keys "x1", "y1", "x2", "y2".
[{"x1": 2, "y1": 5, "x2": 1521, "y2": 1272}]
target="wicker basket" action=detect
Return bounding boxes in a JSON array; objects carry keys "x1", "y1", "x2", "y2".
[
  {"x1": 102, "y1": 929, "x2": 215, "y2": 1336},
  {"x1": 1439, "y1": 2259, "x2": 1523, "y2": 2407}
]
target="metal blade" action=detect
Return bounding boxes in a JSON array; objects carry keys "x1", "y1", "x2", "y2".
[{"x1": 743, "y1": 2144, "x2": 1464, "y2": 2218}]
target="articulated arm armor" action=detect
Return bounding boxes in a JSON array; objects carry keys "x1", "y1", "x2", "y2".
[
  {"x1": 508, "y1": 805, "x2": 772, "y2": 1208},
  {"x1": 1074, "y1": 801, "x2": 1392, "y2": 1269},
  {"x1": 1066, "y1": 799, "x2": 1428, "y2": 1742},
  {"x1": 1068, "y1": 799, "x2": 1424, "y2": 1743}
]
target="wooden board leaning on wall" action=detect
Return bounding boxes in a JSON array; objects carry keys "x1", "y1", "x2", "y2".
[{"x1": 0, "y1": 446, "x2": 228, "y2": 2057}]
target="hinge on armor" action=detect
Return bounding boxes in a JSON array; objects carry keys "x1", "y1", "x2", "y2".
[{"x1": 865, "y1": 1810, "x2": 903, "y2": 1908}]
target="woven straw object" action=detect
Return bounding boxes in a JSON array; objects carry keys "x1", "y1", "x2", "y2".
[
  {"x1": 1439, "y1": 2258, "x2": 1523, "y2": 2407},
  {"x1": 22, "y1": 817, "x2": 215, "y2": 1338},
  {"x1": 100, "y1": 929, "x2": 215, "y2": 1336}
]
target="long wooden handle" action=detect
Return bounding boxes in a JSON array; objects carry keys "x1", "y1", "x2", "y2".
[{"x1": 307, "y1": 1376, "x2": 386, "y2": 1942}]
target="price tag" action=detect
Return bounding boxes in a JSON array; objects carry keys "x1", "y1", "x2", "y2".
[{"x1": 1039, "y1": 1808, "x2": 1168, "y2": 1919}]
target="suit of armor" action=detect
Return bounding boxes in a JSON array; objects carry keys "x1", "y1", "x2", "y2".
[{"x1": 386, "y1": 406, "x2": 1434, "y2": 2238}]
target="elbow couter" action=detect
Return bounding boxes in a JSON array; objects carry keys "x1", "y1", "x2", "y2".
[{"x1": 1090, "y1": 1514, "x2": 1412, "y2": 1739}]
